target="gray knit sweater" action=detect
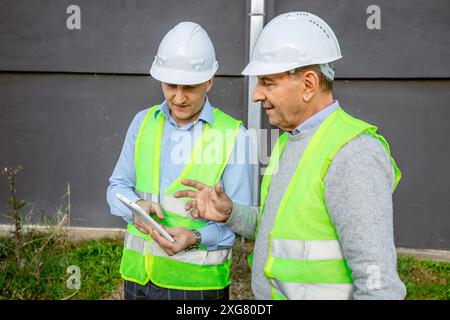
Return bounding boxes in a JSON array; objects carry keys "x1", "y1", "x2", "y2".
[{"x1": 226, "y1": 119, "x2": 406, "y2": 300}]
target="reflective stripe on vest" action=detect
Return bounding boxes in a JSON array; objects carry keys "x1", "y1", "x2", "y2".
[
  {"x1": 272, "y1": 281, "x2": 354, "y2": 300},
  {"x1": 124, "y1": 232, "x2": 147, "y2": 255},
  {"x1": 137, "y1": 192, "x2": 204, "y2": 221},
  {"x1": 254, "y1": 107, "x2": 401, "y2": 300},
  {"x1": 136, "y1": 191, "x2": 158, "y2": 203},
  {"x1": 272, "y1": 239, "x2": 344, "y2": 260},
  {"x1": 161, "y1": 194, "x2": 195, "y2": 219},
  {"x1": 124, "y1": 231, "x2": 231, "y2": 265},
  {"x1": 148, "y1": 241, "x2": 231, "y2": 265},
  {"x1": 120, "y1": 105, "x2": 242, "y2": 290}
]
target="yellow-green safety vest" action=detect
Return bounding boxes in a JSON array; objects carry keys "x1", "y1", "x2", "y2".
[
  {"x1": 120, "y1": 105, "x2": 242, "y2": 290},
  {"x1": 249, "y1": 107, "x2": 401, "y2": 300}
]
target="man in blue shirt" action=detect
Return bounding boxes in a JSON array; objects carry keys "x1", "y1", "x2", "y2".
[{"x1": 106, "y1": 22, "x2": 254, "y2": 300}]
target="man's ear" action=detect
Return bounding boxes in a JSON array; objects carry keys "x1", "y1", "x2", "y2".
[
  {"x1": 206, "y1": 77, "x2": 214, "y2": 92},
  {"x1": 301, "y1": 70, "x2": 320, "y2": 102}
]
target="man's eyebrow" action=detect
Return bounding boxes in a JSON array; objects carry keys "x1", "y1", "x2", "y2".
[{"x1": 259, "y1": 76, "x2": 274, "y2": 82}]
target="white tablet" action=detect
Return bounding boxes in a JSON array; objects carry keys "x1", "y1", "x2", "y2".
[{"x1": 116, "y1": 193, "x2": 175, "y2": 243}]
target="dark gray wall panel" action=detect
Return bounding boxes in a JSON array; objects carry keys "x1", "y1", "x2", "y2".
[
  {"x1": 0, "y1": 73, "x2": 245, "y2": 228},
  {"x1": 333, "y1": 80, "x2": 450, "y2": 249},
  {"x1": 270, "y1": 0, "x2": 450, "y2": 78},
  {"x1": 0, "y1": 0, "x2": 246, "y2": 75}
]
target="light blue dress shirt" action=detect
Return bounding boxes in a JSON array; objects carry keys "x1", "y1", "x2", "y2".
[
  {"x1": 106, "y1": 97, "x2": 254, "y2": 250},
  {"x1": 290, "y1": 100, "x2": 339, "y2": 135}
]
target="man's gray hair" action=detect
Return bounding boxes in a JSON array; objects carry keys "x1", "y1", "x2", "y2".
[{"x1": 288, "y1": 63, "x2": 335, "y2": 91}]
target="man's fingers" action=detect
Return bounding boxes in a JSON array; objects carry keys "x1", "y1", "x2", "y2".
[
  {"x1": 150, "y1": 228, "x2": 171, "y2": 246},
  {"x1": 214, "y1": 182, "x2": 225, "y2": 195},
  {"x1": 185, "y1": 199, "x2": 197, "y2": 210},
  {"x1": 135, "y1": 219, "x2": 148, "y2": 233},
  {"x1": 146, "y1": 225, "x2": 155, "y2": 234},
  {"x1": 174, "y1": 189, "x2": 198, "y2": 199},
  {"x1": 151, "y1": 202, "x2": 165, "y2": 220},
  {"x1": 151, "y1": 228, "x2": 170, "y2": 245},
  {"x1": 180, "y1": 179, "x2": 208, "y2": 191},
  {"x1": 189, "y1": 208, "x2": 200, "y2": 218},
  {"x1": 149, "y1": 227, "x2": 177, "y2": 256},
  {"x1": 184, "y1": 201, "x2": 201, "y2": 218}
]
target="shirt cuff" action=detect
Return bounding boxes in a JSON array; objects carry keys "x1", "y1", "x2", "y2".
[{"x1": 197, "y1": 221, "x2": 235, "y2": 250}]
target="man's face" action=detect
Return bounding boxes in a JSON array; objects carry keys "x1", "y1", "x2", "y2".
[
  {"x1": 161, "y1": 79, "x2": 213, "y2": 127},
  {"x1": 252, "y1": 72, "x2": 304, "y2": 132}
]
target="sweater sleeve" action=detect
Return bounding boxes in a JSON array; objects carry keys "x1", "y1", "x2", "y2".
[
  {"x1": 324, "y1": 133, "x2": 406, "y2": 300},
  {"x1": 224, "y1": 202, "x2": 260, "y2": 240}
]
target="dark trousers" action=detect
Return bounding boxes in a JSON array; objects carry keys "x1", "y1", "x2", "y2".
[{"x1": 124, "y1": 280, "x2": 230, "y2": 300}]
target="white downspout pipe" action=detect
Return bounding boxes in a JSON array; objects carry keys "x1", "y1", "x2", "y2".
[{"x1": 247, "y1": 0, "x2": 265, "y2": 206}]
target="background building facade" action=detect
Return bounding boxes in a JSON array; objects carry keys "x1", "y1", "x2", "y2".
[{"x1": 1, "y1": 0, "x2": 449, "y2": 250}]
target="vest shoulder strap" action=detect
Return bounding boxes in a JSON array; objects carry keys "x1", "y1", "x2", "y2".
[{"x1": 211, "y1": 108, "x2": 242, "y2": 130}]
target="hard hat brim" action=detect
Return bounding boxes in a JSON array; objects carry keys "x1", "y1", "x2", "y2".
[
  {"x1": 150, "y1": 64, "x2": 217, "y2": 85},
  {"x1": 241, "y1": 55, "x2": 343, "y2": 76},
  {"x1": 241, "y1": 61, "x2": 299, "y2": 76}
]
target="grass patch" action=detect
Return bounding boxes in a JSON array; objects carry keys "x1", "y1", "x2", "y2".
[
  {"x1": 0, "y1": 233, "x2": 123, "y2": 300},
  {"x1": 1, "y1": 233, "x2": 448, "y2": 300},
  {"x1": 398, "y1": 256, "x2": 450, "y2": 300}
]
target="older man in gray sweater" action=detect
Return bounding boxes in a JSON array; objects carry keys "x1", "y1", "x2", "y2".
[{"x1": 151, "y1": 12, "x2": 406, "y2": 300}]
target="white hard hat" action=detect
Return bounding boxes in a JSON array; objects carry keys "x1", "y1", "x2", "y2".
[
  {"x1": 150, "y1": 22, "x2": 219, "y2": 85},
  {"x1": 242, "y1": 12, "x2": 342, "y2": 80}
]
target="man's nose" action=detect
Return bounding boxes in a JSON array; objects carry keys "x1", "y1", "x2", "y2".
[
  {"x1": 173, "y1": 86, "x2": 186, "y2": 103},
  {"x1": 252, "y1": 83, "x2": 265, "y2": 103}
]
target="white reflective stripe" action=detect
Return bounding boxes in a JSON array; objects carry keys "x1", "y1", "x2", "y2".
[
  {"x1": 148, "y1": 240, "x2": 232, "y2": 266},
  {"x1": 124, "y1": 232, "x2": 147, "y2": 255},
  {"x1": 136, "y1": 191, "x2": 156, "y2": 202},
  {"x1": 136, "y1": 193, "x2": 195, "y2": 220},
  {"x1": 272, "y1": 239, "x2": 344, "y2": 260},
  {"x1": 161, "y1": 194, "x2": 189, "y2": 218},
  {"x1": 273, "y1": 280, "x2": 354, "y2": 300}
]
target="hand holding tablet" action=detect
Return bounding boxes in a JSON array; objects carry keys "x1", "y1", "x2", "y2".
[{"x1": 116, "y1": 193, "x2": 175, "y2": 243}]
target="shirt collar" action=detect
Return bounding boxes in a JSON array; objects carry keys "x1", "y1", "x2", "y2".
[
  {"x1": 291, "y1": 100, "x2": 340, "y2": 136},
  {"x1": 154, "y1": 96, "x2": 214, "y2": 127}
]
